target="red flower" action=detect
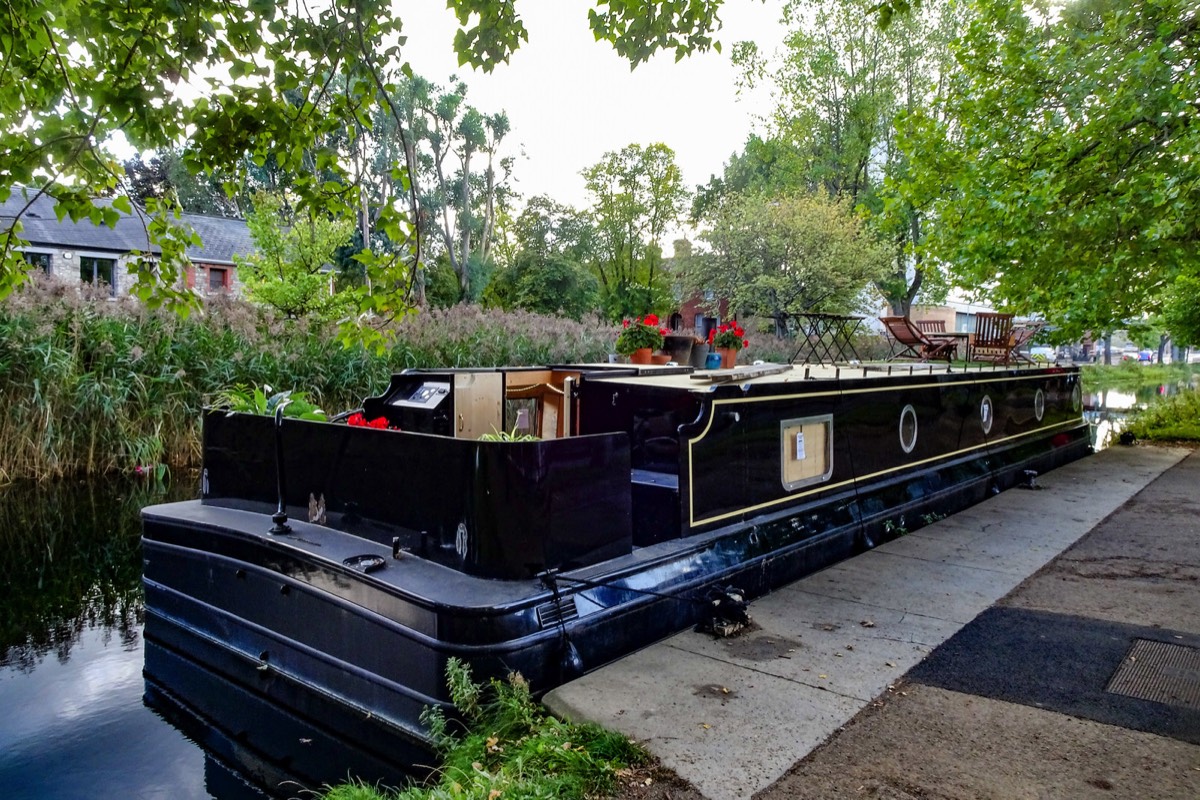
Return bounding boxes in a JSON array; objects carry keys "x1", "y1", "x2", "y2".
[
  {"x1": 347, "y1": 413, "x2": 390, "y2": 429},
  {"x1": 623, "y1": 319, "x2": 630, "y2": 328},
  {"x1": 643, "y1": 313, "x2": 659, "y2": 326},
  {"x1": 710, "y1": 321, "x2": 748, "y2": 351},
  {"x1": 659, "y1": 327, "x2": 668, "y2": 336}
]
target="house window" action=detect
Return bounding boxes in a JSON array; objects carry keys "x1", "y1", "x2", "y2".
[
  {"x1": 22, "y1": 252, "x2": 50, "y2": 272},
  {"x1": 208, "y1": 267, "x2": 230, "y2": 292},
  {"x1": 694, "y1": 314, "x2": 717, "y2": 340},
  {"x1": 79, "y1": 256, "x2": 117, "y2": 295}
]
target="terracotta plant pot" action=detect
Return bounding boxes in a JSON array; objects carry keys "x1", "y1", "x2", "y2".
[
  {"x1": 628, "y1": 347, "x2": 652, "y2": 365},
  {"x1": 717, "y1": 347, "x2": 738, "y2": 369},
  {"x1": 650, "y1": 353, "x2": 672, "y2": 365}
]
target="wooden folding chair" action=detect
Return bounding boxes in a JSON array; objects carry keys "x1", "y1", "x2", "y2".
[
  {"x1": 880, "y1": 316, "x2": 958, "y2": 362},
  {"x1": 971, "y1": 313, "x2": 1016, "y2": 365},
  {"x1": 1009, "y1": 320, "x2": 1044, "y2": 364},
  {"x1": 915, "y1": 319, "x2": 946, "y2": 334}
]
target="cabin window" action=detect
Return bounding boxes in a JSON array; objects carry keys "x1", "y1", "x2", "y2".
[
  {"x1": 980, "y1": 395, "x2": 994, "y2": 435},
  {"x1": 899, "y1": 404, "x2": 918, "y2": 454},
  {"x1": 780, "y1": 415, "x2": 833, "y2": 491},
  {"x1": 79, "y1": 256, "x2": 117, "y2": 295}
]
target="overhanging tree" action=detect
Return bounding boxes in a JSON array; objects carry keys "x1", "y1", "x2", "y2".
[
  {"x1": 901, "y1": 0, "x2": 1200, "y2": 340},
  {"x1": 0, "y1": 0, "x2": 734, "y2": 337}
]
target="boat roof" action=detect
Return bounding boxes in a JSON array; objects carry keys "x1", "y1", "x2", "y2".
[{"x1": 584, "y1": 361, "x2": 1064, "y2": 392}]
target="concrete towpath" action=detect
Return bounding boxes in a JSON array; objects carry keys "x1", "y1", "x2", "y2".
[{"x1": 543, "y1": 445, "x2": 1194, "y2": 800}]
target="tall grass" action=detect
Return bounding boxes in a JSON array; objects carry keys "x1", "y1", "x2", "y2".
[{"x1": 0, "y1": 276, "x2": 618, "y2": 482}]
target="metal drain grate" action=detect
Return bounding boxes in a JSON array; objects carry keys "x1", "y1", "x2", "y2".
[{"x1": 1105, "y1": 638, "x2": 1200, "y2": 711}]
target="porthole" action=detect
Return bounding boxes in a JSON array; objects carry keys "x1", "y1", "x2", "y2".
[
  {"x1": 1034, "y1": 388, "x2": 1045, "y2": 422},
  {"x1": 455, "y1": 522, "x2": 469, "y2": 559},
  {"x1": 1071, "y1": 382, "x2": 1082, "y2": 413},
  {"x1": 980, "y1": 395, "x2": 994, "y2": 435},
  {"x1": 899, "y1": 404, "x2": 918, "y2": 454}
]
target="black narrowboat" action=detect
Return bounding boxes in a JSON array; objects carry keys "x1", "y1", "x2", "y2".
[{"x1": 141, "y1": 361, "x2": 1089, "y2": 773}]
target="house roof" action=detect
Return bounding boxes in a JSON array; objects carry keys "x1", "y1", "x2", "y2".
[
  {"x1": 0, "y1": 189, "x2": 255, "y2": 265},
  {"x1": 179, "y1": 212, "x2": 256, "y2": 266}
]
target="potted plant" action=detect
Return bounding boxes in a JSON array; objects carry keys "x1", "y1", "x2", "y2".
[
  {"x1": 707, "y1": 321, "x2": 748, "y2": 368},
  {"x1": 615, "y1": 314, "x2": 668, "y2": 364}
]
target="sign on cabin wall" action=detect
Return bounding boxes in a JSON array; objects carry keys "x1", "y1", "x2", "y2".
[{"x1": 780, "y1": 415, "x2": 833, "y2": 491}]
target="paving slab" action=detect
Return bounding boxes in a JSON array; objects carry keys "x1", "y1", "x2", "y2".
[
  {"x1": 542, "y1": 640, "x2": 863, "y2": 800},
  {"x1": 543, "y1": 445, "x2": 1190, "y2": 800}
]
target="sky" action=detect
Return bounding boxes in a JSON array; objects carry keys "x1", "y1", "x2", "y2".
[{"x1": 396, "y1": 0, "x2": 788, "y2": 210}]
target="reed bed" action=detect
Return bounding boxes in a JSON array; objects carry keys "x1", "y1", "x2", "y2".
[{"x1": 0, "y1": 277, "x2": 618, "y2": 483}]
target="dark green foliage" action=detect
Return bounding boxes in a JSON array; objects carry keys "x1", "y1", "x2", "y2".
[
  {"x1": 0, "y1": 278, "x2": 618, "y2": 482},
  {"x1": 0, "y1": 476, "x2": 193, "y2": 669},
  {"x1": 1124, "y1": 390, "x2": 1200, "y2": 443},
  {"x1": 357, "y1": 658, "x2": 648, "y2": 800},
  {"x1": 512, "y1": 255, "x2": 600, "y2": 321},
  {"x1": 1163, "y1": 275, "x2": 1200, "y2": 348},
  {"x1": 903, "y1": 0, "x2": 1200, "y2": 338}
]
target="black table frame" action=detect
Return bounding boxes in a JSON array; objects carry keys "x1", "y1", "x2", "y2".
[{"x1": 786, "y1": 313, "x2": 866, "y2": 365}]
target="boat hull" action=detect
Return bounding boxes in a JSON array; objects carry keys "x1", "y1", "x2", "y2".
[{"x1": 142, "y1": 364, "x2": 1090, "y2": 770}]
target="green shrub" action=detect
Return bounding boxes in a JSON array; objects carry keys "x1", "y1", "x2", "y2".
[
  {"x1": 1124, "y1": 390, "x2": 1200, "y2": 442},
  {"x1": 324, "y1": 658, "x2": 647, "y2": 800}
]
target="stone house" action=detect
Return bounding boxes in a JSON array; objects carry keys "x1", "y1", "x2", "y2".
[{"x1": 1, "y1": 190, "x2": 254, "y2": 297}]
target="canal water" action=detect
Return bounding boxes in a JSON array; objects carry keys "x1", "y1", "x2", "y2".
[
  {"x1": 1, "y1": 373, "x2": 1195, "y2": 798},
  {"x1": 0, "y1": 477, "x2": 267, "y2": 799}
]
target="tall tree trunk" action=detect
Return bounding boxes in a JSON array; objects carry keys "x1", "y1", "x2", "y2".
[
  {"x1": 481, "y1": 155, "x2": 496, "y2": 263},
  {"x1": 458, "y1": 145, "x2": 474, "y2": 294}
]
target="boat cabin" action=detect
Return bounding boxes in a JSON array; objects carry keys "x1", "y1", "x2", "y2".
[{"x1": 200, "y1": 362, "x2": 1085, "y2": 581}]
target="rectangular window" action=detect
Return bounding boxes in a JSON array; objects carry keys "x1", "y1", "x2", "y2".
[
  {"x1": 22, "y1": 252, "x2": 50, "y2": 272},
  {"x1": 780, "y1": 415, "x2": 834, "y2": 491},
  {"x1": 79, "y1": 256, "x2": 117, "y2": 295},
  {"x1": 208, "y1": 267, "x2": 229, "y2": 292}
]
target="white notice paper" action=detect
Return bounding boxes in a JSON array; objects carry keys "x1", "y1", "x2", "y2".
[{"x1": 795, "y1": 431, "x2": 806, "y2": 461}]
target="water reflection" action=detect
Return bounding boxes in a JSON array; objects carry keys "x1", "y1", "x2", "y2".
[
  {"x1": 0, "y1": 476, "x2": 230, "y2": 799},
  {"x1": 1083, "y1": 373, "x2": 1200, "y2": 449},
  {"x1": 0, "y1": 477, "x2": 414, "y2": 799}
]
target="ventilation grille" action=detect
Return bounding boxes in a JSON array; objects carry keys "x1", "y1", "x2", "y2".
[
  {"x1": 1106, "y1": 638, "x2": 1200, "y2": 711},
  {"x1": 535, "y1": 598, "x2": 579, "y2": 628}
]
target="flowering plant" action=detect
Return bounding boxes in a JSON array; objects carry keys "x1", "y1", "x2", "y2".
[
  {"x1": 708, "y1": 321, "x2": 749, "y2": 351},
  {"x1": 346, "y1": 412, "x2": 399, "y2": 430},
  {"x1": 614, "y1": 313, "x2": 668, "y2": 355}
]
